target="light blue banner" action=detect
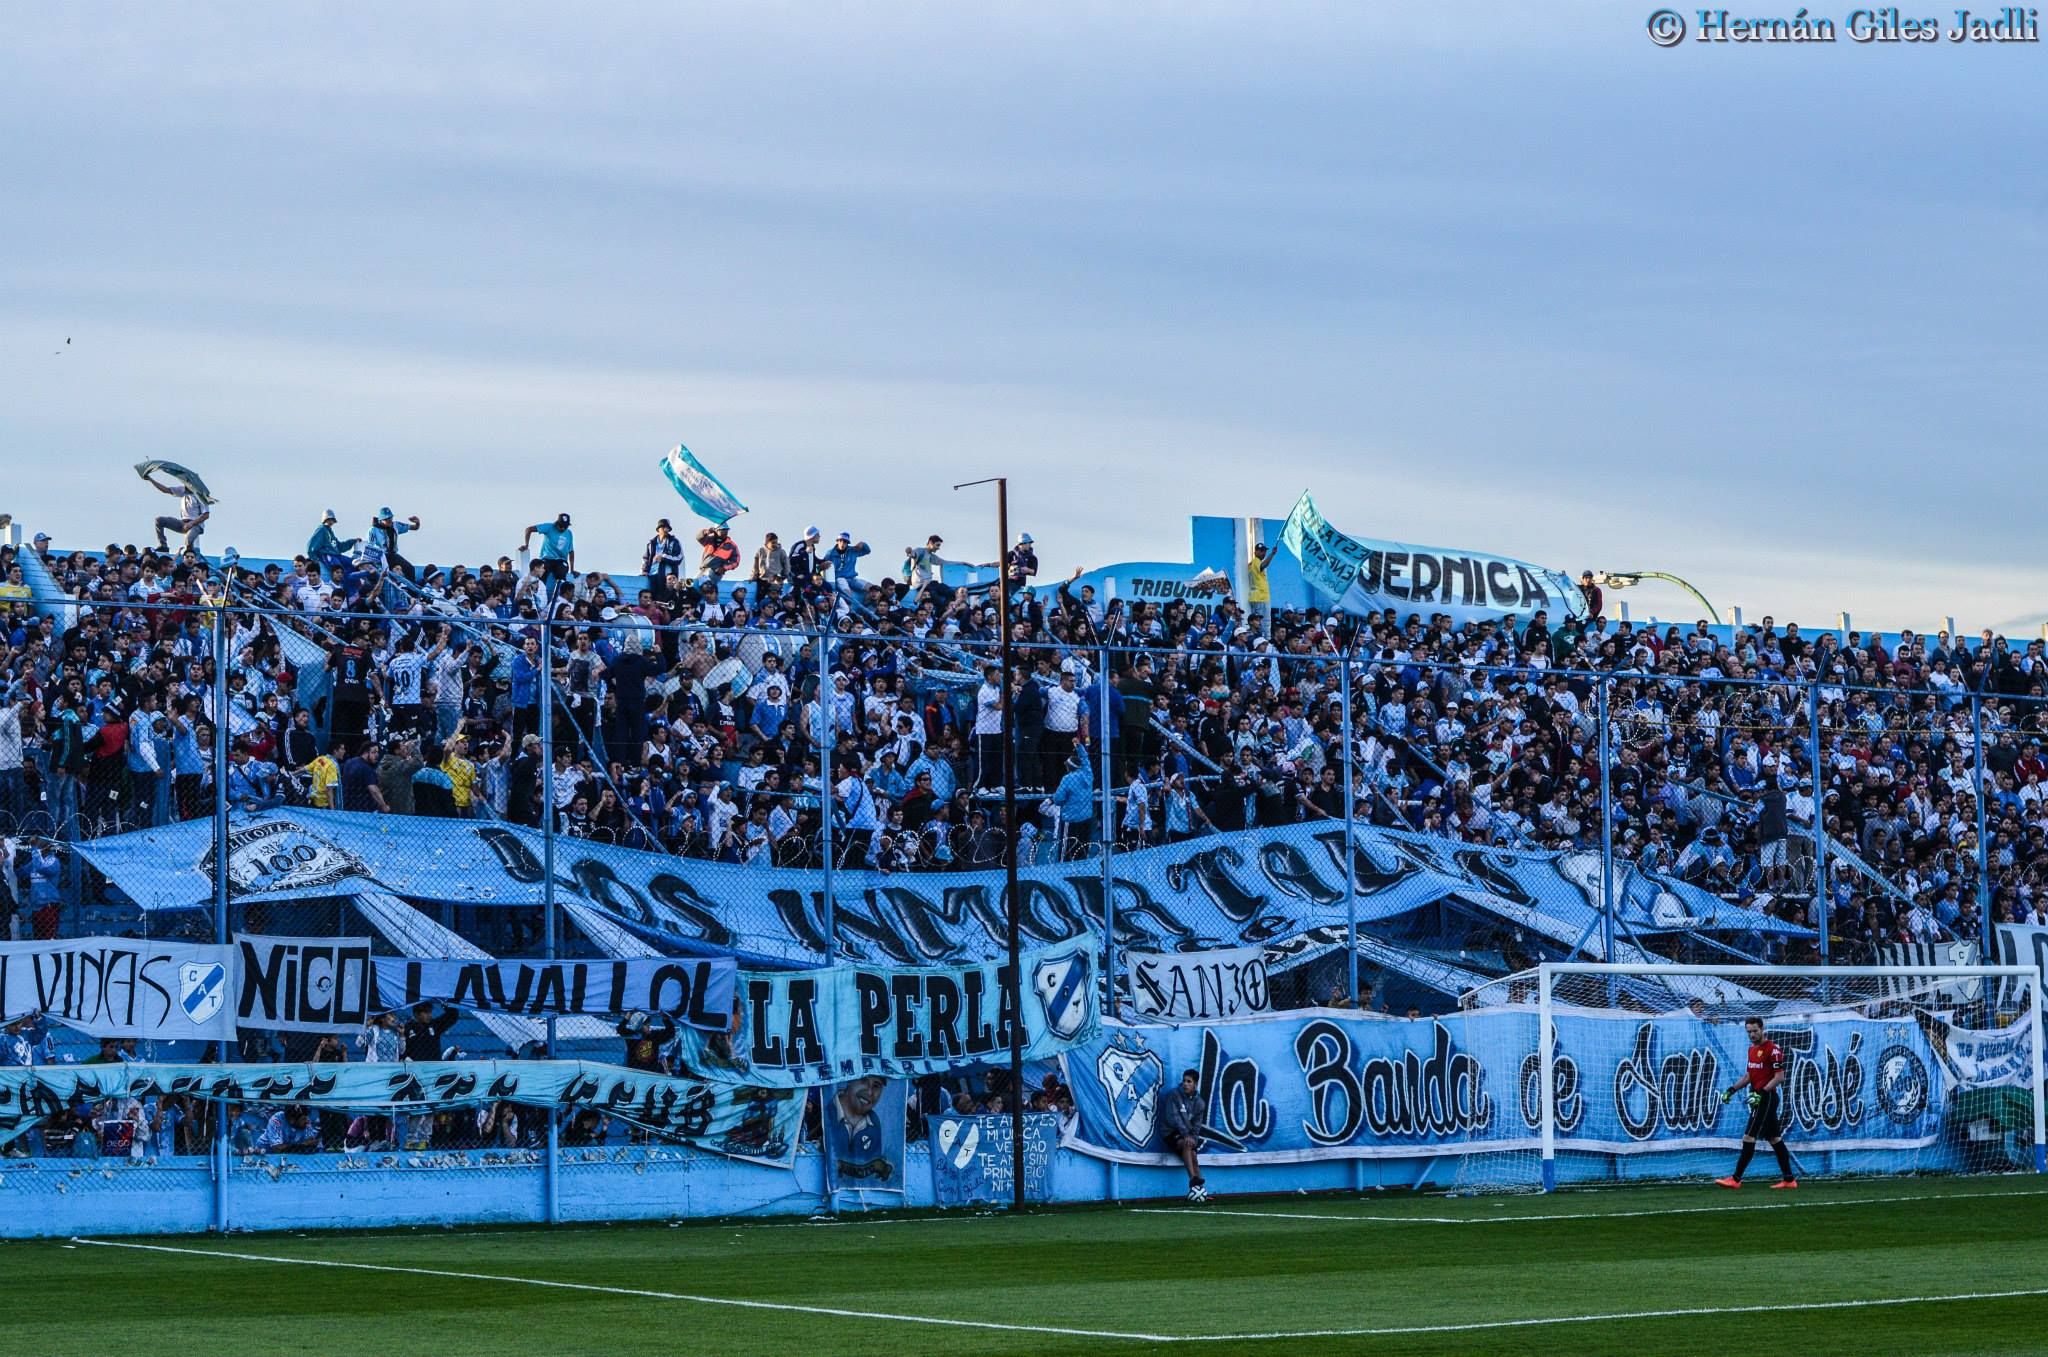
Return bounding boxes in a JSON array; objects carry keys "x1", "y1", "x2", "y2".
[
  {"x1": 676, "y1": 934, "x2": 1100, "y2": 1087},
  {"x1": 822, "y1": 1077, "x2": 907, "y2": 1206},
  {"x1": 930, "y1": 1113, "x2": 1058, "y2": 1205},
  {"x1": 1281, "y1": 491, "x2": 1588, "y2": 628},
  {"x1": 1063, "y1": 1008, "x2": 1948, "y2": 1165},
  {"x1": 0, "y1": 1059, "x2": 803, "y2": 1166},
  {"x1": 659, "y1": 443, "x2": 748, "y2": 525},
  {"x1": 75, "y1": 812, "x2": 1804, "y2": 967}
]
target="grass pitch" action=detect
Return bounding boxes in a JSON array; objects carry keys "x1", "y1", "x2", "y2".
[{"x1": 9, "y1": 1178, "x2": 2048, "y2": 1356}]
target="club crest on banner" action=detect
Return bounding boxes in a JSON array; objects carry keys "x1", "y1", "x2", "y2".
[
  {"x1": 1097, "y1": 1032, "x2": 1163, "y2": 1145},
  {"x1": 1876, "y1": 1044, "x2": 1931, "y2": 1124},
  {"x1": 935, "y1": 1115, "x2": 982, "y2": 1170},
  {"x1": 203, "y1": 819, "x2": 370, "y2": 899},
  {"x1": 1032, "y1": 946, "x2": 1093, "y2": 1041},
  {"x1": 179, "y1": 962, "x2": 228, "y2": 1024}
]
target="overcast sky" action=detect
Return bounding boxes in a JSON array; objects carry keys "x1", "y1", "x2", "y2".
[{"x1": 4, "y1": 4, "x2": 2043, "y2": 630}]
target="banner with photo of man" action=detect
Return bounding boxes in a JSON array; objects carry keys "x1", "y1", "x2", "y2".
[
  {"x1": 822, "y1": 1076, "x2": 908, "y2": 1207},
  {"x1": 676, "y1": 933, "x2": 1099, "y2": 1088},
  {"x1": 1280, "y1": 491, "x2": 1588, "y2": 628}
]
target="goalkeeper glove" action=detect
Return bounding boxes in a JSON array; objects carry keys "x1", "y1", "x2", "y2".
[
  {"x1": 1721, "y1": 1089, "x2": 1735, "y2": 1105},
  {"x1": 1747, "y1": 1090, "x2": 1763, "y2": 1107}
]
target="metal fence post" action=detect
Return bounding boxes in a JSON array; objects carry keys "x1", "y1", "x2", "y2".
[
  {"x1": 1808, "y1": 678, "x2": 1828, "y2": 959},
  {"x1": 817, "y1": 618, "x2": 836, "y2": 953},
  {"x1": 211, "y1": 601, "x2": 232, "y2": 1232},
  {"x1": 1596, "y1": 674, "x2": 1614, "y2": 962},
  {"x1": 540, "y1": 614, "x2": 559, "y2": 1225},
  {"x1": 1339, "y1": 639, "x2": 1359, "y2": 1002},
  {"x1": 1972, "y1": 692, "x2": 1993, "y2": 958},
  {"x1": 1099, "y1": 643, "x2": 1116, "y2": 1016}
]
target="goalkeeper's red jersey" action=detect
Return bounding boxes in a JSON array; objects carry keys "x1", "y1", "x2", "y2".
[{"x1": 1745, "y1": 1038, "x2": 1785, "y2": 1091}]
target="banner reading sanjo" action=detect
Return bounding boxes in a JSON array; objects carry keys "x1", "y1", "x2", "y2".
[
  {"x1": 0, "y1": 937, "x2": 235, "y2": 1041},
  {"x1": 0, "y1": 1059, "x2": 803, "y2": 1167},
  {"x1": 1280, "y1": 491, "x2": 1587, "y2": 628},
  {"x1": 1063, "y1": 1006, "x2": 1948, "y2": 1166},
  {"x1": 1127, "y1": 944, "x2": 1269, "y2": 1022},
  {"x1": 677, "y1": 933, "x2": 1100, "y2": 1087}
]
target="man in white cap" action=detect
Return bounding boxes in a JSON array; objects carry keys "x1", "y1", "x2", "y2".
[{"x1": 306, "y1": 509, "x2": 358, "y2": 574}]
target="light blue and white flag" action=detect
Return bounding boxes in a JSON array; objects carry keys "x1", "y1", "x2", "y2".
[
  {"x1": 1280, "y1": 491, "x2": 1587, "y2": 628},
  {"x1": 659, "y1": 443, "x2": 748, "y2": 525}
]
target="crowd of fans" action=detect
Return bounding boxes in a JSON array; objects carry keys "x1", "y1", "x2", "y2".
[{"x1": 7, "y1": 507, "x2": 2048, "y2": 973}]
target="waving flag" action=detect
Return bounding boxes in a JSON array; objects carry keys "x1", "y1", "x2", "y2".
[
  {"x1": 134, "y1": 459, "x2": 218, "y2": 505},
  {"x1": 659, "y1": 444, "x2": 748, "y2": 525}
]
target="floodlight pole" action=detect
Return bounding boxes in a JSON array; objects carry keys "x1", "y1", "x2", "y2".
[{"x1": 956, "y1": 476, "x2": 1023, "y2": 1211}]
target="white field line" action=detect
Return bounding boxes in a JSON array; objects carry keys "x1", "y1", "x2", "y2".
[
  {"x1": 1194, "y1": 1287, "x2": 2048, "y2": 1341},
  {"x1": 67, "y1": 1233, "x2": 2048, "y2": 1344},
  {"x1": 65, "y1": 1239, "x2": 1173, "y2": 1343},
  {"x1": 1130, "y1": 1183, "x2": 2048, "y2": 1228}
]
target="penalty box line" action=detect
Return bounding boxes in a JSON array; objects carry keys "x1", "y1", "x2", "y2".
[
  {"x1": 1130, "y1": 1182, "x2": 2048, "y2": 1228},
  {"x1": 65, "y1": 1235, "x2": 2048, "y2": 1345}
]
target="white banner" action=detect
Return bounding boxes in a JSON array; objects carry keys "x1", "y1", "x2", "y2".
[
  {"x1": 1127, "y1": 944, "x2": 1270, "y2": 1022},
  {"x1": 0, "y1": 937, "x2": 236, "y2": 1041},
  {"x1": 236, "y1": 934, "x2": 376, "y2": 1033},
  {"x1": 1996, "y1": 923, "x2": 2048, "y2": 986}
]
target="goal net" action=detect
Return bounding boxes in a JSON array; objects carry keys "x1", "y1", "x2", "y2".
[{"x1": 1447, "y1": 963, "x2": 2044, "y2": 1194}]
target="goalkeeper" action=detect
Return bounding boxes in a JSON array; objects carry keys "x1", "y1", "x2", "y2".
[{"x1": 1716, "y1": 1016, "x2": 1796, "y2": 1190}]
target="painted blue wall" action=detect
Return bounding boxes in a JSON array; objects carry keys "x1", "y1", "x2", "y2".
[{"x1": 0, "y1": 1139, "x2": 1972, "y2": 1238}]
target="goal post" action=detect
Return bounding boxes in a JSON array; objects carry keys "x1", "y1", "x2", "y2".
[{"x1": 1482, "y1": 962, "x2": 2045, "y2": 1195}]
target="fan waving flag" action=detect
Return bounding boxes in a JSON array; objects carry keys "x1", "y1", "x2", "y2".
[{"x1": 659, "y1": 444, "x2": 748, "y2": 525}]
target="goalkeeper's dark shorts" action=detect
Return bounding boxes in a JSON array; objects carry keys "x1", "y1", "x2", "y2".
[{"x1": 1743, "y1": 1089, "x2": 1784, "y2": 1142}]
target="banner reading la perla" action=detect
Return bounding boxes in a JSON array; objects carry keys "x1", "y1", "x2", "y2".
[
  {"x1": 1062, "y1": 1005, "x2": 1951, "y2": 1167},
  {"x1": 1127, "y1": 944, "x2": 1270, "y2": 1022},
  {"x1": 74, "y1": 810, "x2": 1802, "y2": 968},
  {"x1": 675, "y1": 933, "x2": 1100, "y2": 1088},
  {"x1": 0, "y1": 1059, "x2": 804, "y2": 1167},
  {"x1": 1280, "y1": 491, "x2": 1588, "y2": 628},
  {"x1": 0, "y1": 937, "x2": 235, "y2": 1041},
  {"x1": 232, "y1": 936, "x2": 738, "y2": 1034}
]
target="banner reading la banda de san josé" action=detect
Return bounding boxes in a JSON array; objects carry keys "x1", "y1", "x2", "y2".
[
  {"x1": 1280, "y1": 491, "x2": 1588, "y2": 629},
  {"x1": 1062, "y1": 1004, "x2": 1974, "y2": 1166}
]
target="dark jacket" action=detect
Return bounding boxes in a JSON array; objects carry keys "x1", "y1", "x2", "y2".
[{"x1": 1161, "y1": 1087, "x2": 1206, "y2": 1138}]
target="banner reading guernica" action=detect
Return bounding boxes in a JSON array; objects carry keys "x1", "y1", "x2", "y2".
[{"x1": 1280, "y1": 491, "x2": 1587, "y2": 628}]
